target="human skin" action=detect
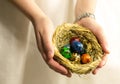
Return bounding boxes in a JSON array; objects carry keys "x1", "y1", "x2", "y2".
[
  {"x1": 75, "y1": 0, "x2": 110, "y2": 75},
  {"x1": 10, "y1": 0, "x2": 109, "y2": 77}
]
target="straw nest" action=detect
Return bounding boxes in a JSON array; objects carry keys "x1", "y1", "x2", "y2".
[{"x1": 52, "y1": 23, "x2": 103, "y2": 74}]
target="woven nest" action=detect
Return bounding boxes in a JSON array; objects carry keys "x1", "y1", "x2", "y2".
[{"x1": 52, "y1": 23, "x2": 103, "y2": 74}]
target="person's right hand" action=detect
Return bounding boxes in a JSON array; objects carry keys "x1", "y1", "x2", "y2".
[{"x1": 32, "y1": 16, "x2": 71, "y2": 77}]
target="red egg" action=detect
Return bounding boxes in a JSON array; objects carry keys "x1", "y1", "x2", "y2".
[{"x1": 70, "y1": 37, "x2": 80, "y2": 44}]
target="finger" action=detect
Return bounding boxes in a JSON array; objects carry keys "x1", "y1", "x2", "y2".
[
  {"x1": 96, "y1": 31, "x2": 110, "y2": 54},
  {"x1": 43, "y1": 37, "x2": 54, "y2": 59},
  {"x1": 41, "y1": 29, "x2": 54, "y2": 60},
  {"x1": 87, "y1": 24, "x2": 110, "y2": 54},
  {"x1": 60, "y1": 70, "x2": 72, "y2": 77},
  {"x1": 35, "y1": 31, "x2": 47, "y2": 60},
  {"x1": 47, "y1": 58, "x2": 71, "y2": 77},
  {"x1": 98, "y1": 53, "x2": 108, "y2": 68},
  {"x1": 92, "y1": 67, "x2": 100, "y2": 75},
  {"x1": 66, "y1": 70, "x2": 72, "y2": 77},
  {"x1": 35, "y1": 31, "x2": 42, "y2": 52},
  {"x1": 92, "y1": 53, "x2": 108, "y2": 74}
]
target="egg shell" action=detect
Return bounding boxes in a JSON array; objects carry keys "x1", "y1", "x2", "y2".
[
  {"x1": 70, "y1": 37, "x2": 80, "y2": 44},
  {"x1": 81, "y1": 54, "x2": 91, "y2": 64},
  {"x1": 70, "y1": 41, "x2": 84, "y2": 54},
  {"x1": 60, "y1": 44, "x2": 72, "y2": 59}
]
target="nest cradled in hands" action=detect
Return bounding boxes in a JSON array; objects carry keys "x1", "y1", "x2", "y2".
[{"x1": 52, "y1": 23, "x2": 103, "y2": 74}]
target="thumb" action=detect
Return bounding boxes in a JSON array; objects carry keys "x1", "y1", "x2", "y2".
[
  {"x1": 100, "y1": 41, "x2": 110, "y2": 54},
  {"x1": 96, "y1": 31, "x2": 110, "y2": 54},
  {"x1": 41, "y1": 31, "x2": 54, "y2": 60}
]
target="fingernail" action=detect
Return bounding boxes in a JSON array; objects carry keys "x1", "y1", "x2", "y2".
[
  {"x1": 66, "y1": 74, "x2": 71, "y2": 77},
  {"x1": 61, "y1": 73, "x2": 71, "y2": 78},
  {"x1": 66, "y1": 71, "x2": 71, "y2": 77},
  {"x1": 92, "y1": 70, "x2": 97, "y2": 75}
]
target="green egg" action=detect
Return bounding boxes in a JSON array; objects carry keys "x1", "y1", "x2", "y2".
[{"x1": 60, "y1": 44, "x2": 72, "y2": 59}]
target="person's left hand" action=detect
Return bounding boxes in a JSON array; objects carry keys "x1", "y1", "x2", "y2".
[{"x1": 76, "y1": 17, "x2": 110, "y2": 74}]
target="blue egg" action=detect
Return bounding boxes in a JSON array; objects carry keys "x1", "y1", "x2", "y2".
[
  {"x1": 70, "y1": 41, "x2": 85, "y2": 54},
  {"x1": 80, "y1": 48, "x2": 86, "y2": 55}
]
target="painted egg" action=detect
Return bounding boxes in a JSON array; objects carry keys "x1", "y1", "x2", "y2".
[
  {"x1": 80, "y1": 48, "x2": 86, "y2": 55},
  {"x1": 81, "y1": 54, "x2": 91, "y2": 64},
  {"x1": 64, "y1": 44, "x2": 70, "y2": 49},
  {"x1": 70, "y1": 41, "x2": 84, "y2": 54},
  {"x1": 60, "y1": 44, "x2": 72, "y2": 59},
  {"x1": 70, "y1": 37, "x2": 80, "y2": 44}
]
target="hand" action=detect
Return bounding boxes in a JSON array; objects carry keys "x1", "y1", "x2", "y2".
[
  {"x1": 32, "y1": 16, "x2": 71, "y2": 77},
  {"x1": 76, "y1": 17, "x2": 110, "y2": 74}
]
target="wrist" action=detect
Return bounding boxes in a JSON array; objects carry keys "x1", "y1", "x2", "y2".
[
  {"x1": 32, "y1": 14, "x2": 50, "y2": 26},
  {"x1": 75, "y1": 13, "x2": 95, "y2": 22},
  {"x1": 31, "y1": 12, "x2": 47, "y2": 22}
]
